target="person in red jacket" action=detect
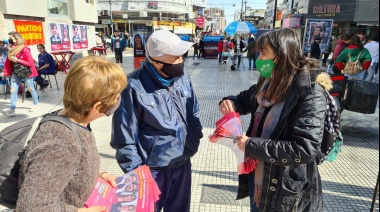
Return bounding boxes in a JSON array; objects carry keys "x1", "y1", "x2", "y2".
[
  {"x1": 218, "y1": 38, "x2": 224, "y2": 64},
  {"x1": 1, "y1": 31, "x2": 40, "y2": 115}
]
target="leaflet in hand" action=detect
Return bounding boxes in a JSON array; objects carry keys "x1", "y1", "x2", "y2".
[
  {"x1": 209, "y1": 112, "x2": 257, "y2": 175},
  {"x1": 85, "y1": 165, "x2": 161, "y2": 212}
]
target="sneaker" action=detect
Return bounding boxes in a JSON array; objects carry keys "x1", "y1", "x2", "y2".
[
  {"x1": 2, "y1": 108, "x2": 15, "y2": 115},
  {"x1": 29, "y1": 105, "x2": 41, "y2": 112}
]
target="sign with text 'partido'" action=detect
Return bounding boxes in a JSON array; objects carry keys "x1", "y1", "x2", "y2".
[{"x1": 13, "y1": 20, "x2": 45, "y2": 46}]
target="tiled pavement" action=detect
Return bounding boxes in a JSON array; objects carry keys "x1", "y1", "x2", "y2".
[{"x1": 1, "y1": 49, "x2": 379, "y2": 211}]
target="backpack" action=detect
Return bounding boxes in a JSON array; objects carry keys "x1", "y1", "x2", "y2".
[
  {"x1": 343, "y1": 51, "x2": 363, "y2": 75},
  {"x1": 0, "y1": 112, "x2": 81, "y2": 209},
  {"x1": 318, "y1": 90, "x2": 344, "y2": 164}
]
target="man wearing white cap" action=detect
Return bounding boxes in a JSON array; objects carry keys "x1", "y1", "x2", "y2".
[{"x1": 111, "y1": 30, "x2": 203, "y2": 212}]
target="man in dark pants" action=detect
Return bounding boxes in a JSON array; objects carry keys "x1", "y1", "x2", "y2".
[
  {"x1": 308, "y1": 35, "x2": 322, "y2": 60},
  {"x1": 111, "y1": 31, "x2": 125, "y2": 65},
  {"x1": 111, "y1": 30, "x2": 203, "y2": 212},
  {"x1": 199, "y1": 38, "x2": 204, "y2": 58}
]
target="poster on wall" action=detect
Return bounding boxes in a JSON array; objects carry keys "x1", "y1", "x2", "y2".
[
  {"x1": 49, "y1": 23, "x2": 71, "y2": 51},
  {"x1": 13, "y1": 20, "x2": 45, "y2": 46},
  {"x1": 303, "y1": 19, "x2": 334, "y2": 54},
  {"x1": 132, "y1": 25, "x2": 153, "y2": 69},
  {"x1": 72, "y1": 25, "x2": 88, "y2": 49}
]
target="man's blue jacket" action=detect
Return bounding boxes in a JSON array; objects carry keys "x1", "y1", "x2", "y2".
[{"x1": 111, "y1": 60, "x2": 203, "y2": 172}]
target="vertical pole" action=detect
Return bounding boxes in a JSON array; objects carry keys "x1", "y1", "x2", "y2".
[
  {"x1": 240, "y1": 0, "x2": 244, "y2": 21},
  {"x1": 272, "y1": 0, "x2": 277, "y2": 29},
  {"x1": 244, "y1": 0, "x2": 247, "y2": 21},
  {"x1": 109, "y1": 0, "x2": 113, "y2": 35}
]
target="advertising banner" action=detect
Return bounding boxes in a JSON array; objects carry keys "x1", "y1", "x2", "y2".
[
  {"x1": 132, "y1": 25, "x2": 153, "y2": 69},
  {"x1": 49, "y1": 23, "x2": 71, "y2": 51},
  {"x1": 303, "y1": 19, "x2": 334, "y2": 54},
  {"x1": 202, "y1": 36, "x2": 224, "y2": 59},
  {"x1": 153, "y1": 21, "x2": 173, "y2": 31},
  {"x1": 174, "y1": 22, "x2": 194, "y2": 34},
  {"x1": 307, "y1": 0, "x2": 356, "y2": 22},
  {"x1": 13, "y1": 20, "x2": 45, "y2": 46},
  {"x1": 72, "y1": 25, "x2": 88, "y2": 49},
  {"x1": 282, "y1": 17, "x2": 301, "y2": 28}
]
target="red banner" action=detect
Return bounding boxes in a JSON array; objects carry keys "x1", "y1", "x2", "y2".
[{"x1": 13, "y1": 20, "x2": 45, "y2": 46}]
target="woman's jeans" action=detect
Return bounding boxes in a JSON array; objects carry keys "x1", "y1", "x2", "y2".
[
  {"x1": 248, "y1": 58, "x2": 256, "y2": 70},
  {"x1": 247, "y1": 171, "x2": 259, "y2": 212},
  {"x1": 10, "y1": 73, "x2": 38, "y2": 110}
]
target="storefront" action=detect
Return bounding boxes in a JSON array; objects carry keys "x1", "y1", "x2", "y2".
[
  {"x1": 307, "y1": 0, "x2": 357, "y2": 37},
  {"x1": 354, "y1": 0, "x2": 379, "y2": 38}
]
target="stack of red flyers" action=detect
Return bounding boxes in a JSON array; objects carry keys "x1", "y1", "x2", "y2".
[
  {"x1": 209, "y1": 112, "x2": 258, "y2": 175},
  {"x1": 85, "y1": 165, "x2": 161, "y2": 212}
]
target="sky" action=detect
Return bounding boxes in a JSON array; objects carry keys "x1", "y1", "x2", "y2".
[{"x1": 206, "y1": 0, "x2": 268, "y2": 24}]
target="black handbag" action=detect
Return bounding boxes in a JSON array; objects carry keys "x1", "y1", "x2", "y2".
[{"x1": 12, "y1": 53, "x2": 32, "y2": 79}]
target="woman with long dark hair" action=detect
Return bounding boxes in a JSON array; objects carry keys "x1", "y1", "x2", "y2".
[
  {"x1": 133, "y1": 34, "x2": 145, "y2": 57},
  {"x1": 1, "y1": 31, "x2": 40, "y2": 115},
  {"x1": 219, "y1": 28, "x2": 328, "y2": 211}
]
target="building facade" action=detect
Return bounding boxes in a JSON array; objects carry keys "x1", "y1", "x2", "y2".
[
  {"x1": 204, "y1": 8, "x2": 226, "y2": 35},
  {"x1": 97, "y1": 0, "x2": 202, "y2": 35},
  {"x1": 0, "y1": 0, "x2": 98, "y2": 58}
]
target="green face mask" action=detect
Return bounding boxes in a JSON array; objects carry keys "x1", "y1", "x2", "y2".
[{"x1": 255, "y1": 59, "x2": 275, "y2": 79}]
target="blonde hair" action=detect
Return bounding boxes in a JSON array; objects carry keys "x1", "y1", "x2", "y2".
[
  {"x1": 8, "y1": 31, "x2": 25, "y2": 57},
  {"x1": 63, "y1": 56, "x2": 127, "y2": 121}
]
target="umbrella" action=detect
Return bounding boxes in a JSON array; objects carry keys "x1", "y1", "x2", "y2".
[{"x1": 224, "y1": 21, "x2": 257, "y2": 35}]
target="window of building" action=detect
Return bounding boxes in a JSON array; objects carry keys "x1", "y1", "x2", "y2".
[
  {"x1": 47, "y1": 0, "x2": 68, "y2": 16},
  {"x1": 85, "y1": 0, "x2": 94, "y2": 3}
]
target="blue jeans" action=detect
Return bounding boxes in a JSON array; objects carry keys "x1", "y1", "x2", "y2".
[
  {"x1": 10, "y1": 73, "x2": 38, "y2": 110},
  {"x1": 363, "y1": 62, "x2": 378, "y2": 81},
  {"x1": 247, "y1": 171, "x2": 259, "y2": 212},
  {"x1": 248, "y1": 58, "x2": 256, "y2": 70}
]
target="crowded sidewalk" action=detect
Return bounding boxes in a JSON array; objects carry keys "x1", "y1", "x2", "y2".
[{"x1": 0, "y1": 50, "x2": 379, "y2": 211}]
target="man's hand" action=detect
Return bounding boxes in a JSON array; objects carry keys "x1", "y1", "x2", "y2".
[{"x1": 219, "y1": 100, "x2": 235, "y2": 115}]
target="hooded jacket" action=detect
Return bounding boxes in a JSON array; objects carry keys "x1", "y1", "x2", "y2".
[
  {"x1": 3, "y1": 46, "x2": 38, "y2": 78},
  {"x1": 332, "y1": 39, "x2": 348, "y2": 61},
  {"x1": 224, "y1": 69, "x2": 327, "y2": 211},
  {"x1": 336, "y1": 45, "x2": 372, "y2": 71},
  {"x1": 111, "y1": 60, "x2": 203, "y2": 172}
]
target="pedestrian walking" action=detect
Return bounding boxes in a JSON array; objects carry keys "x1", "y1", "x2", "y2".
[
  {"x1": 219, "y1": 28, "x2": 327, "y2": 212},
  {"x1": 242, "y1": 38, "x2": 256, "y2": 70},
  {"x1": 336, "y1": 35, "x2": 372, "y2": 80},
  {"x1": 363, "y1": 35, "x2": 379, "y2": 81},
  {"x1": 111, "y1": 30, "x2": 203, "y2": 212},
  {"x1": 1, "y1": 31, "x2": 40, "y2": 115},
  {"x1": 193, "y1": 42, "x2": 199, "y2": 59},
  {"x1": 218, "y1": 38, "x2": 224, "y2": 64},
  {"x1": 199, "y1": 38, "x2": 204, "y2": 58},
  {"x1": 15, "y1": 56, "x2": 127, "y2": 212},
  {"x1": 308, "y1": 35, "x2": 322, "y2": 60},
  {"x1": 111, "y1": 31, "x2": 125, "y2": 65}
]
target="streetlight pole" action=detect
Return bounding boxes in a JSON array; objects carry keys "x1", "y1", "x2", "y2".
[
  {"x1": 240, "y1": 0, "x2": 244, "y2": 21},
  {"x1": 109, "y1": 0, "x2": 113, "y2": 35},
  {"x1": 272, "y1": 0, "x2": 277, "y2": 29}
]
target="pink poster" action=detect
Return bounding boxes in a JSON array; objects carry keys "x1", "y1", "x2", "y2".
[{"x1": 49, "y1": 23, "x2": 71, "y2": 51}]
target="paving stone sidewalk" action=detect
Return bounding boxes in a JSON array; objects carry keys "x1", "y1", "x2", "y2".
[{"x1": 1, "y1": 50, "x2": 378, "y2": 211}]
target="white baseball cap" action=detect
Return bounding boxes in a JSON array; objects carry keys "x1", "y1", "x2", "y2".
[{"x1": 146, "y1": 30, "x2": 194, "y2": 58}]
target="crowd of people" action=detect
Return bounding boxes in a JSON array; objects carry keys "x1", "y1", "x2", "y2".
[{"x1": 0, "y1": 27, "x2": 378, "y2": 212}]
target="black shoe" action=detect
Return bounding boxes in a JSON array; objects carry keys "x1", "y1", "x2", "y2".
[{"x1": 26, "y1": 90, "x2": 32, "y2": 98}]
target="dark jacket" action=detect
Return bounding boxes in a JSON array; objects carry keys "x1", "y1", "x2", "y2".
[
  {"x1": 111, "y1": 60, "x2": 203, "y2": 172},
  {"x1": 242, "y1": 41, "x2": 256, "y2": 59},
  {"x1": 224, "y1": 70, "x2": 326, "y2": 211},
  {"x1": 332, "y1": 39, "x2": 348, "y2": 61},
  {"x1": 309, "y1": 41, "x2": 321, "y2": 59}
]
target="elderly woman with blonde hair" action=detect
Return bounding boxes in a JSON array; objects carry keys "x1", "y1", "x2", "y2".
[{"x1": 16, "y1": 56, "x2": 127, "y2": 212}]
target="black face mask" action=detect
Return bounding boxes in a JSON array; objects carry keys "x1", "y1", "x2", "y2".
[
  {"x1": 8, "y1": 38, "x2": 15, "y2": 45},
  {"x1": 150, "y1": 57, "x2": 184, "y2": 78}
]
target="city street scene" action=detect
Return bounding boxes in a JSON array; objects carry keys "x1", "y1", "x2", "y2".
[{"x1": 0, "y1": 0, "x2": 379, "y2": 211}]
